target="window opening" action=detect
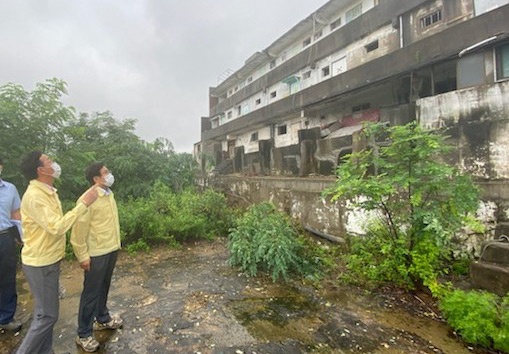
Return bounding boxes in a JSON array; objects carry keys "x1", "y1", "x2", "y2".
[
  {"x1": 346, "y1": 3, "x2": 362, "y2": 23},
  {"x1": 322, "y1": 66, "x2": 330, "y2": 77},
  {"x1": 278, "y1": 125, "x2": 287, "y2": 135},
  {"x1": 420, "y1": 9, "x2": 442, "y2": 28},
  {"x1": 496, "y1": 42, "x2": 509, "y2": 80},
  {"x1": 365, "y1": 40, "x2": 379, "y2": 53},
  {"x1": 330, "y1": 18, "x2": 342, "y2": 31}
]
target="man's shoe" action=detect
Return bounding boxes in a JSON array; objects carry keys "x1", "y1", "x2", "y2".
[
  {"x1": 75, "y1": 336, "x2": 100, "y2": 352},
  {"x1": 0, "y1": 320, "x2": 22, "y2": 332},
  {"x1": 93, "y1": 316, "x2": 123, "y2": 331}
]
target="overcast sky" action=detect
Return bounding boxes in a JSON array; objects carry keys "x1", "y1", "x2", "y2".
[{"x1": 0, "y1": 1, "x2": 328, "y2": 152}]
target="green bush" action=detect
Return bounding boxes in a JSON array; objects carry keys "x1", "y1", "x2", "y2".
[
  {"x1": 342, "y1": 222, "x2": 411, "y2": 288},
  {"x1": 228, "y1": 202, "x2": 325, "y2": 282},
  {"x1": 326, "y1": 122, "x2": 481, "y2": 291},
  {"x1": 118, "y1": 182, "x2": 234, "y2": 249},
  {"x1": 440, "y1": 290, "x2": 509, "y2": 352},
  {"x1": 126, "y1": 238, "x2": 150, "y2": 254}
]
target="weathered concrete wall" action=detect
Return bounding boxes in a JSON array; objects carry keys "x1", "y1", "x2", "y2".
[
  {"x1": 212, "y1": 175, "x2": 502, "y2": 255},
  {"x1": 418, "y1": 81, "x2": 509, "y2": 179},
  {"x1": 211, "y1": 176, "x2": 345, "y2": 238},
  {"x1": 417, "y1": 81, "x2": 509, "y2": 243}
]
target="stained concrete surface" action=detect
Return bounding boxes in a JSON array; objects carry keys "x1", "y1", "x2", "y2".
[{"x1": 0, "y1": 239, "x2": 488, "y2": 354}]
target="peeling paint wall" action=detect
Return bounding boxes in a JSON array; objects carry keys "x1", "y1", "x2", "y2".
[
  {"x1": 417, "y1": 81, "x2": 509, "y2": 179},
  {"x1": 213, "y1": 176, "x2": 345, "y2": 237}
]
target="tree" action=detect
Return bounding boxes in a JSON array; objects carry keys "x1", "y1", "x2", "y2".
[
  {"x1": 0, "y1": 78, "x2": 197, "y2": 201},
  {"x1": 0, "y1": 78, "x2": 75, "y2": 190},
  {"x1": 327, "y1": 122, "x2": 480, "y2": 290}
]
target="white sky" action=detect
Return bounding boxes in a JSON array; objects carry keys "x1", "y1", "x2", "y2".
[{"x1": 0, "y1": 0, "x2": 328, "y2": 152}]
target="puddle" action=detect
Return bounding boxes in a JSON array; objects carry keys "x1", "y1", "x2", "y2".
[{"x1": 1, "y1": 239, "x2": 493, "y2": 354}]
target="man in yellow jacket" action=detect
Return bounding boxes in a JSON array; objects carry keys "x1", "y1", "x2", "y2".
[
  {"x1": 17, "y1": 151, "x2": 98, "y2": 354},
  {"x1": 71, "y1": 162, "x2": 122, "y2": 353}
]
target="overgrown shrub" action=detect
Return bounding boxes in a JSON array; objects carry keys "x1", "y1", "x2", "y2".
[
  {"x1": 326, "y1": 122, "x2": 481, "y2": 291},
  {"x1": 342, "y1": 222, "x2": 411, "y2": 288},
  {"x1": 118, "y1": 182, "x2": 234, "y2": 249},
  {"x1": 227, "y1": 202, "x2": 325, "y2": 282},
  {"x1": 440, "y1": 290, "x2": 509, "y2": 352}
]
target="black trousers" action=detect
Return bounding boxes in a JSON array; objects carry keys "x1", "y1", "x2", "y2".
[
  {"x1": 77, "y1": 250, "x2": 118, "y2": 338},
  {"x1": 0, "y1": 228, "x2": 17, "y2": 325}
]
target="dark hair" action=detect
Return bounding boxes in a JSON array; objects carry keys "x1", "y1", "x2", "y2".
[
  {"x1": 0, "y1": 158, "x2": 3, "y2": 165},
  {"x1": 85, "y1": 162, "x2": 105, "y2": 185},
  {"x1": 20, "y1": 151, "x2": 43, "y2": 180}
]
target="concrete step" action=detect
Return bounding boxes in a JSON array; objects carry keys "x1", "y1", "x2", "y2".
[
  {"x1": 470, "y1": 261, "x2": 509, "y2": 296},
  {"x1": 479, "y1": 241, "x2": 509, "y2": 265}
]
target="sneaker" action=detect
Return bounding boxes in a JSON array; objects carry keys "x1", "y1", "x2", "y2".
[
  {"x1": 75, "y1": 336, "x2": 100, "y2": 352},
  {"x1": 93, "y1": 316, "x2": 123, "y2": 331},
  {"x1": 0, "y1": 320, "x2": 22, "y2": 332}
]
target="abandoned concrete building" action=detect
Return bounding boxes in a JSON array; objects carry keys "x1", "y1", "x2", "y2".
[
  {"x1": 197, "y1": 0, "x2": 509, "y2": 179},
  {"x1": 196, "y1": 0, "x2": 509, "y2": 292}
]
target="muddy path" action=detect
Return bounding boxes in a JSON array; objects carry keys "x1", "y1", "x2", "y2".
[{"x1": 1, "y1": 238, "x2": 490, "y2": 354}]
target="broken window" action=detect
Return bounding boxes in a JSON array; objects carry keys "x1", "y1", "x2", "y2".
[
  {"x1": 303, "y1": 37, "x2": 311, "y2": 48},
  {"x1": 420, "y1": 9, "x2": 442, "y2": 28},
  {"x1": 250, "y1": 132, "x2": 259, "y2": 142},
  {"x1": 255, "y1": 98, "x2": 261, "y2": 105},
  {"x1": 395, "y1": 75, "x2": 411, "y2": 104},
  {"x1": 322, "y1": 66, "x2": 330, "y2": 77},
  {"x1": 237, "y1": 106, "x2": 242, "y2": 116},
  {"x1": 434, "y1": 59, "x2": 458, "y2": 93},
  {"x1": 269, "y1": 60, "x2": 276, "y2": 69},
  {"x1": 411, "y1": 69, "x2": 432, "y2": 100},
  {"x1": 270, "y1": 91, "x2": 277, "y2": 98},
  {"x1": 496, "y1": 42, "x2": 509, "y2": 80},
  {"x1": 365, "y1": 40, "x2": 379, "y2": 53},
  {"x1": 278, "y1": 125, "x2": 287, "y2": 135}
]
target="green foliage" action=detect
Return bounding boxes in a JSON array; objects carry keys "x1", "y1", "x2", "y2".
[
  {"x1": 326, "y1": 122, "x2": 480, "y2": 291},
  {"x1": 0, "y1": 79, "x2": 74, "y2": 190},
  {"x1": 341, "y1": 222, "x2": 411, "y2": 288},
  {"x1": 440, "y1": 290, "x2": 509, "y2": 352},
  {"x1": 0, "y1": 79, "x2": 198, "y2": 201},
  {"x1": 126, "y1": 239, "x2": 150, "y2": 255},
  {"x1": 118, "y1": 182, "x2": 234, "y2": 247},
  {"x1": 228, "y1": 202, "x2": 325, "y2": 282}
]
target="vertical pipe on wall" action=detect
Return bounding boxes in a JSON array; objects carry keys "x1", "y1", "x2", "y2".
[{"x1": 399, "y1": 15, "x2": 404, "y2": 48}]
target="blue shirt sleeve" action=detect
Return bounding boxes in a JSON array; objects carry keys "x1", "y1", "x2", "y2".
[{"x1": 11, "y1": 184, "x2": 21, "y2": 211}]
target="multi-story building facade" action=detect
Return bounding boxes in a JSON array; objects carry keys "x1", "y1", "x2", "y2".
[{"x1": 197, "y1": 0, "x2": 509, "y2": 181}]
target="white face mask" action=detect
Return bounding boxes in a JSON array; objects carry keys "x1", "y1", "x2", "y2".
[
  {"x1": 50, "y1": 162, "x2": 62, "y2": 179},
  {"x1": 103, "y1": 173, "x2": 115, "y2": 187}
]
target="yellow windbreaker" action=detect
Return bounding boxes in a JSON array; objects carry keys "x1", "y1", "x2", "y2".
[
  {"x1": 71, "y1": 187, "x2": 121, "y2": 263},
  {"x1": 21, "y1": 180, "x2": 88, "y2": 267}
]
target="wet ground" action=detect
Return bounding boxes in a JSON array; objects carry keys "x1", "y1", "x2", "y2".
[{"x1": 0, "y1": 238, "x2": 494, "y2": 354}]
